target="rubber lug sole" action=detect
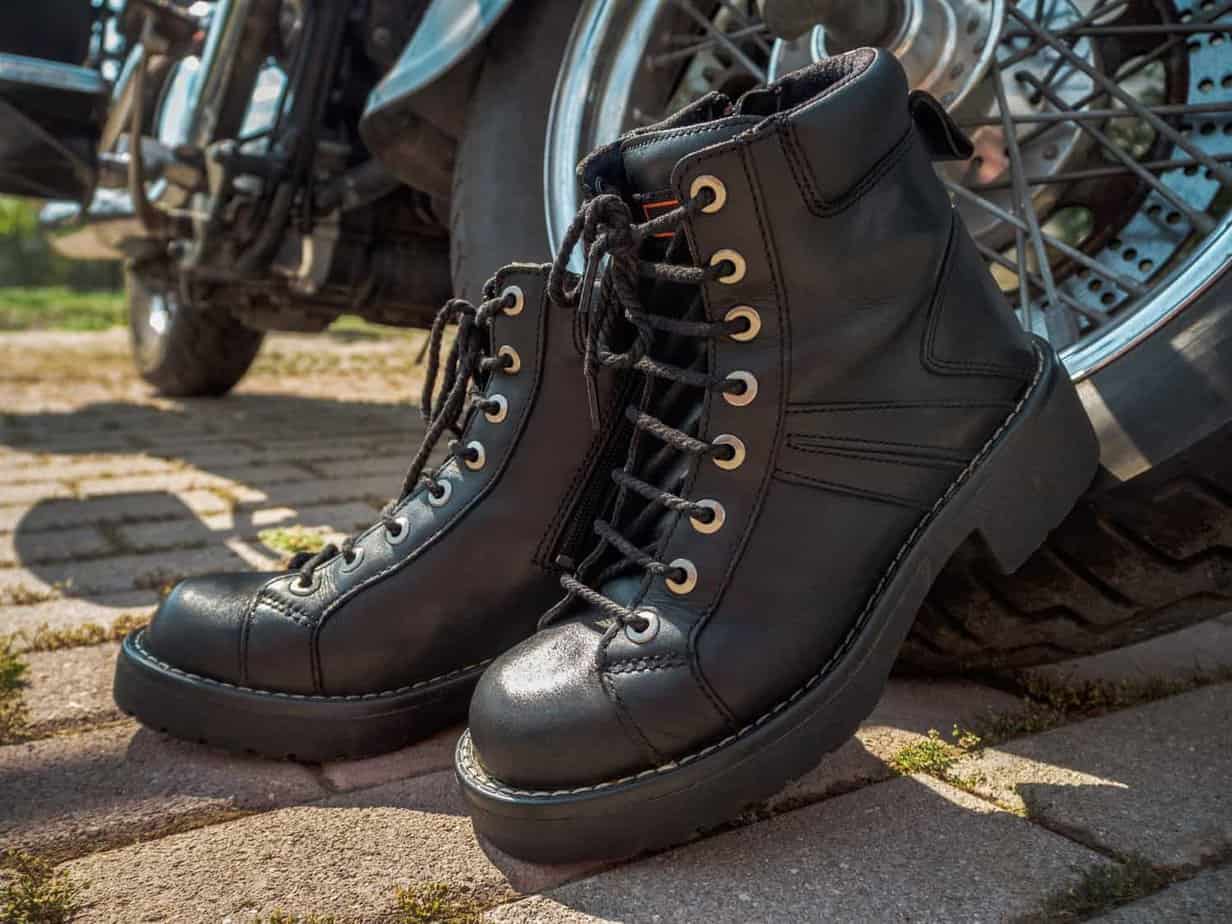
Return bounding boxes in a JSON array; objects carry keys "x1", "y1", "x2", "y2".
[
  {"x1": 114, "y1": 631, "x2": 479, "y2": 761},
  {"x1": 456, "y1": 342, "x2": 1100, "y2": 862}
]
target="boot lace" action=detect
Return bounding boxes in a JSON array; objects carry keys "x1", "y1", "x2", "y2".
[
  {"x1": 291, "y1": 287, "x2": 516, "y2": 588},
  {"x1": 544, "y1": 190, "x2": 751, "y2": 634}
]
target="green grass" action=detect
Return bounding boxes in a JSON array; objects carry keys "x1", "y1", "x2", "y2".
[
  {"x1": 0, "y1": 287, "x2": 125, "y2": 332},
  {"x1": 0, "y1": 851, "x2": 82, "y2": 923}
]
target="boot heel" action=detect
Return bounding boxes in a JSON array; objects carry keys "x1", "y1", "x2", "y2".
[{"x1": 972, "y1": 343, "x2": 1100, "y2": 574}]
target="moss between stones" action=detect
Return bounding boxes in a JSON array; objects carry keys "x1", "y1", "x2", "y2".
[
  {"x1": 258, "y1": 526, "x2": 329, "y2": 558},
  {"x1": 6, "y1": 613, "x2": 149, "y2": 654},
  {"x1": 1015, "y1": 855, "x2": 1176, "y2": 923},
  {"x1": 392, "y1": 883, "x2": 486, "y2": 924},
  {"x1": 0, "y1": 850, "x2": 84, "y2": 924},
  {"x1": 968, "y1": 667, "x2": 1232, "y2": 748},
  {"x1": 0, "y1": 636, "x2": 30, "y2": 744}
]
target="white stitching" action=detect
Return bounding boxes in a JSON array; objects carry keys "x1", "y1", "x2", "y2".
[
  {"x1": 131, "y1": 631, "x2": 492, "y2": 702},
  {"x1": 458, "y1": 344, "x2": 1048, "y2": 798}
]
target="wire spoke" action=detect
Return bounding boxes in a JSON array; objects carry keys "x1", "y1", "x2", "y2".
[
  {"x1": 989, "y1": 59, "x2": 1079, "y2": 345},
  {"x1": 976, "y1": 240, "x2": 1110, "y2": 323},
  {"x1": 672, "y1": 0, "x2": 767, "y2": 82},
  {"x1": 1007, "y1": 4, "x2": 1232, "y2": 190},
  {"x1": 650, "y1": 24, "x2": 769, "y2": 68},
  {"x1": 960, "y1": 101, "x2": 1232, "y2": 127},
  {"x1": 1016, "y1": 71, "x2": 1217, "y2": 234},
  {"x1": 945, "y1": 179, "x2": 1148, "y2": 297},
  {"x1": 969, "y1": 151, "x2": 1232, "y2": 191}
]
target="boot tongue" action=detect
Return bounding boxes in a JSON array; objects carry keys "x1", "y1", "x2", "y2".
[{"x1": 578, "y1": 91, "x2": 759, "y2": 214}]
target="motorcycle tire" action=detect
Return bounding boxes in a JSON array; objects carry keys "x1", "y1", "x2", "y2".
[
  {"x1": 127, "y1": 269, "x2": 265, "y2": 398},
  {"x1": 450, "y1": 0, "x2": 1232, "y2": 671}
]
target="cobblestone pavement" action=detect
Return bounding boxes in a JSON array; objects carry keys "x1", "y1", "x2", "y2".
[{"x1": 1, "y1": 329, "x2": 1230, "y2": 923}]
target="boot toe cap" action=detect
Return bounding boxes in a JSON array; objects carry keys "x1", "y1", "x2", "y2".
[
  {"x1": 468, "y1": 620, "x2": 655, "y2": 790},
  {"x1": 141, "y1": 572, "x2": 278, "y2": 684}
]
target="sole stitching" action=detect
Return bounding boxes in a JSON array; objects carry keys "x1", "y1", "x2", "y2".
[
  {"x1": 458, "y1": 343, "x2": 1048, "y2": 798},
  {"x1": 129, "y1": 632, "x2": 492, "y2": 703}
]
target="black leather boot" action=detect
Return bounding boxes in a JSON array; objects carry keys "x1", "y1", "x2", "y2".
[
  {"x1": 114, "y1": 266, "x2": 625, "y2": 760},
  {"x1": 457, "y1": 49, "x2": 1100, "y2": 861}
]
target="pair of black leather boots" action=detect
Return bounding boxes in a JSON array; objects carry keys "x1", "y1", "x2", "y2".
[{"x1": 114, "y1": 50, "x2": 1099, "y2": 863}]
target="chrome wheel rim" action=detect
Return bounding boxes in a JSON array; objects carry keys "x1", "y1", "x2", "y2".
[{"x1": 546, "y1": 0, "x2": 1232, "y2": 381}]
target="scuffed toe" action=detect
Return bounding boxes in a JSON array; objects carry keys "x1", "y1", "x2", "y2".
[{"x1": 468, "y1": 619, "x2": 656, "y2": 789}]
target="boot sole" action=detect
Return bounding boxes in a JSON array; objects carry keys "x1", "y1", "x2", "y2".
[
  {"x1": 456, "y1": 341, "x2": 1099, "y2": 862},
  {"x1": 114, "y1": 630, "x2": 481, "y2": 761}
]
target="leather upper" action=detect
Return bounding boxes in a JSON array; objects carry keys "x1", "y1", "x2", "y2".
[
  {"x1": 142, "y1": 266, "x2": 623, "y2": 695},
  {"x1": 470, "y1": 49, "x2": 1038, "y2": 788}
]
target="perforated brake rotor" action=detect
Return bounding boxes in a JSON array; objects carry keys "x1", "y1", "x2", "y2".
[{"x1": 546, "y1": 0, "x2": 1232, "y2": 375}]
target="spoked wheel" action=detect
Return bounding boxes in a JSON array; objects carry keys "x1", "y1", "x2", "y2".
[{"x1": 453, "y1": 0, "x2": 1232, "y2": 669}]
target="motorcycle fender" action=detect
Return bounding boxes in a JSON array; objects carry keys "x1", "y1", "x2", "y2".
[{"x1": 362, "y1": 0, "x2": 515, "y2": 127}]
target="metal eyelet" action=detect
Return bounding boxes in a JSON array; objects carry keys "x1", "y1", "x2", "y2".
[
  {"x1": 501, "y1": 284, "x2": 524, "y2": 316},
  {"x1": 710, "y1": 249, "x2": 747, "y2": 285},
  {"x1": 385, "y1": 515, "x2": 412, "y2": 544},
  {"x1": 725, "y1": 306, "x2": 761, "y2": 342},
  {"x1": 690, "y1": 175, "x2": 727, "y2": 214},
  {"x1": 464, "y1": 440, "x2": 486, "y2": 471},
  {"x1": 723, "y1": 371, "x2": 758, "y2": 407},
  {"x1": 427, "y1": 480, "x2": 452, "y2": 508},
  {"x1": 712, "y1": 434, "x2": 747, "y2": 471},
  {"x1": 690, "y1": 499, "x2": 726, "y2": 535},
  {"x1": 665, "y1": 558, "x2": 698, "y2": 595},
  {"x1": 498, "y1": 345, "x2": 521, "y2": 374},
  {"x1": 483, "y1": 394, "x2": 508, "y2": 424},
  {"x1": 624, "y1": 608, "x2": 661, "y2": 644},
  {"x1": 288, "y1": 573, "x2": 319, "y2": 596},
  {"x1": 339, "y1": 546, "x2": 365, "y2": 574}
]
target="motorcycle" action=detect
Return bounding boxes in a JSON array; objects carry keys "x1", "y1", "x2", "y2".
[{"x1": 1, "y1": 0, "x2": 1230, "y2": 670}]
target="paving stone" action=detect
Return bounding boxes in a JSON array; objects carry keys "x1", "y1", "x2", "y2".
[
  {"x1": 23, "y1": 643, "x2": 123, "y2": 736},
  {"x1": 1025, "y1": 619, "x2": 1232, "y2": 687},
  {"x1": 951, "y1": 684, "x2": 1232, "y2": 866},
  {"x1": 62, "y1": 770, "x2": 603, "y2": 922},
  {"x1": 0, "y1": 454, "x2": 179, "y2": 484},
  {"x1": 0, "y1": 491, "x2": 227, "y2": 534},
  {"x1": 74, "y1": 462, "x2": 315, "y2": 498},
  {"x1": 765, "y1": 677, "x2": 1024, "y2": 812},
  {"x1": 115, "y1": 501, "x2": 379, "y2": 553},
  {"x1": 0, "y1": 592, "x2": 155, "y2": 640},
  {"x1": 486, "y1": 775, "x2": 1107, "y2": 924},
  {"x1": 320, "y1": 724, "x2": 463, "y2": 792},
  {"x1": 0, "y1": 723, "x2": 327, "y2": 860},
  {"x1": 1092, "y1": 865, "x2": 1232, "y2": 923},
  {"x1": 0, "y1": 523, "x2": 114, "y2": 566},
  {"x1": 0, "y1": 543, "x2": 248, "y2": 598}
]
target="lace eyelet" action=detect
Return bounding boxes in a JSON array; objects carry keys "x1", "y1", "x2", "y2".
[
  {"x1": 288, "y1": 573, "x2": 320, "y2": 596},
  {"x1": 690, "y1": 175, "x2": 727, "y2": 214},
  {"x1": 723, "y1": 371, "x2": 758, "y2": 407},
  {"x1": 386, "y1": 515, "x2": 412, "y2": 544},
  {"x1": 712, "y1": 434, "x2": 746, "y2": 470},
  {"x1": 339, "y1": 546, "x2": 366, "y2": 574},
  {"x1": 690, "y1": 499, "x2": 726, "y2": 535},
  {"x1": 725, "y1": 306, "x2": 761, "y2": 342},
  {"x1": 501, "y1": 285, "x2": 524, "y2": 316},
  {"x1": 710, "y1": 249, "x2": 746, "y2": 285},
  {"x1": 625, "y1": 608, "x2": 661, "y2": 644},
  {"x1": 498, "y1": 345, "x2": 521, "y2": 374},
  {"x1": 464, "y1": 440, "x2": 486, "y2": 471},
  {"x1": 483, "y1": 394, "x2": 508, "y2": 423},
  {"x1": 665, "y1": 558, "x2": 698, "y2": 595},
  {"x1": 427, "y1": 480, "x2": 453, "y2": 508}
]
